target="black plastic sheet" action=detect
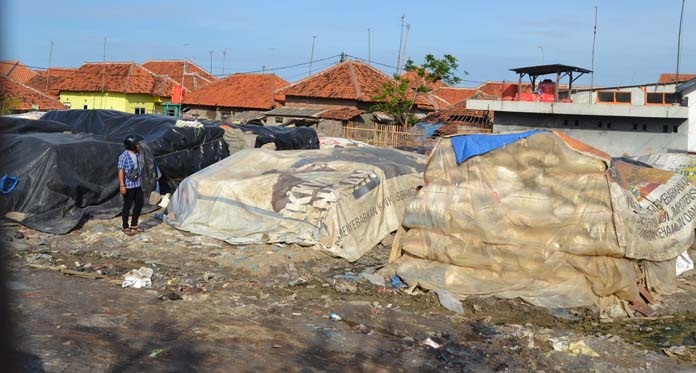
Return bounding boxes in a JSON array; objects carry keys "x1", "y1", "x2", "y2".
[{"x1": 232, "y1": 124, "x2": 319, "y2": 150}]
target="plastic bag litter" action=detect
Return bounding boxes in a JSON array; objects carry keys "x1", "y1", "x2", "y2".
[
  {"x1": 122, "y1": 267, "x2": 154, "y2": 289},
  {"x1": 434, "y1": 289, "x2": 464, "y2": 314},
  {"x1": 676, "y1": 251, "x2": 694, "y2": 276}
]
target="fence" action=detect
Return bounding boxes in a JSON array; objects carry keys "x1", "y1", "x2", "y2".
[{"x1": 343, "y1": 123, "x2": 492, "y2": 148}]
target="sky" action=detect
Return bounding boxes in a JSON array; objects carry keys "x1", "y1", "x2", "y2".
[{"x1": 1, "y1": 0, "x2": 693, "y2": 87}]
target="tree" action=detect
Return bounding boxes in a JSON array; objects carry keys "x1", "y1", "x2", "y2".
[
  {"x1": 0, "y1": 97, "x2": 21, "y2": 115},
  {"x1": 371, "y1": 54, "x2": 465, "y2": 126},
  {"x1": 370, "y1": 76, "x2": 416, "y2": 126}
]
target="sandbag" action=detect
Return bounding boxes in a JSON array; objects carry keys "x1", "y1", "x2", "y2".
[
  {"x1": 390, "y1": 131, "x2": 696, "y2": 314},
  {"x1": 167, "y1": 147, "x2": 425, "y2": 261}
]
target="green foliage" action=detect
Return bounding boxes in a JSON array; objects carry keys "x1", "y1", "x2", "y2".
[
  {"x1": 371, "y1": 54, "x2": 464, "y2": 126},
  {"x1": 370, "y1": 77, "x2": 416, "y2": 126},
  {"x1": 0, "y1": 97, "x2": 21, "y2": 115}
]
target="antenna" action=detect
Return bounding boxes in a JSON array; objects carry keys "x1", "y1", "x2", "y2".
[
  {"x1": 396, "y1": 14, "x2": 405, "y2": 74},
  {"x1": 590, "y1": 5, "x2": 598, "y2": 103},
  {"x1": 45, "y1": 40, "x2": 53, "y2": 93},
  {"x1": 676, "y1": 0, "x2": 686, "y2": 84},
  {"x1": 368, "y1": 28, "x2": 371, "y2": 65},
  {"x1": 309, "y1": 35, "x2": 316, "y2": 76},
  {"x1": 399, "y1": 23, "x2": 411, "y2": 72}
]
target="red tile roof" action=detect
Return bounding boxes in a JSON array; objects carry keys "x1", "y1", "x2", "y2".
[
  {"x1": 432, "y1": 87, "x2": 480, "y2": 105},
  {"x1": 479, "y1": 81, "x2": 532, "y2": 98},
  {"x1": 142, "y1": 60, "x2": 216, "y2": 91},
  {"x1": 0, "y1": 60, "x2": 38, "y2": 83},
  {"x1": 658, "y1": 73, "x2": 696, "y2": 84},
  {"x1": 279, "y1": 60, "x2": 393, "y2": 102},
  {"x1": 318, "y1": 106, "x2": 364, "y2": 120},
  {"x1": 0, "y1": 75, "x2": 65, "y2": 111},
  {"x1": 27, "y1": 62, "x2": 178, "y2": 97},
  {"x1": 413, "y1": 92, "x2": 450, "y2": 111},
  {"x1": 182, "y1": 73, "x2": 289, "y2": 110},
  {"x1": 26, "y1": 68, "x2": 79, "y2": 98}
]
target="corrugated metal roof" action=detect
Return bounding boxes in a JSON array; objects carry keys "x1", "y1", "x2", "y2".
[{"x1": 265, "y1": 106, "x2": 326, "y2": 117}]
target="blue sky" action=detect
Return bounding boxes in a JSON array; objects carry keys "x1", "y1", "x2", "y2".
[{"x1": 1, "y1": 0, "x2": 693, "y2": 87}]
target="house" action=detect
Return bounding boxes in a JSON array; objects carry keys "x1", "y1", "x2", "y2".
[
  {"x1": 659, "y1": 73, "x2": 696, "y2": 84},
  {"x1": 26, "y1": 62, "x2": 180, "y2": 114},
  {"x1": 26, "y1": 67, "x2": 79, "y2": 98},
  {"x1": 142, "y1": 60, "x2": 216, "y2": 91},
  {"x1": 0, "y1": 60, "x2": 38, "y2": 83},
  {"x1": 270, "y1": 59, "x2": 450, "y2": 126},
  {"x1": 182, "y1": 73, "x2": 288, "y2": 122},
  {"x1": 0, "y1": 75, "x2": 65, "y2": 113},
  {"x1": 467, "y1": 65, "x2": 693, "y2": 156}
]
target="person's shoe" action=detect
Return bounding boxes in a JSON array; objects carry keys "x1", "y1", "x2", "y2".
[
  {"x1": 131, "y1": 226, "x2": 145, "y2": 232},
  {"x1": 122, "y1": 228, "x2": 135, "y2": 236}
]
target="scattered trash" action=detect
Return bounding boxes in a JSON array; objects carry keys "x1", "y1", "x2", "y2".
[
  {"x1": 288, "y1": 278, "x2": 307, "y2": 287},
  {"x1": 677, "y1": 251, "x2": 694, "y2": 276},
  {"x1": 272, "y1": 344, "x2": 282, "y2": 349},
  {"x1": 201, "y1": 272, "x2": 215, "y2": 281},
  {"x1": 434, "y1": 289, "x2": 464, "y2": 314},
  {"x1": 149, "y1": 347, "x2": 170, "y2": 358},
  {"x1": 122, "y1": 267, "x2": 154, "y2": 289},
  {"x1": 334, "y1": 281, "x2": 358, "y2": 293},
  {"x1": 549, "y1": 337, "x2": 599, "y2": 357},
  {"x1": 422, "y1": 337, "x2": 441, "y2": 349},
  {"x1": 390, "y1": 275, "x2": 407, "y2": 289},
  {"x1": 329, "y1": 312, "x2": 342, "y2": 321},
  {"x1": 663, "y1": 345, "x2": 691, "y2": 358},
  {"x1": 358, "y1": 271, "x2": 385, "y2": 287}
]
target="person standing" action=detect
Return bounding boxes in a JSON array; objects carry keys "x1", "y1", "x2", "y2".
[{"x1": 118, "y1": 135, "x2": 145, "y2": 235}]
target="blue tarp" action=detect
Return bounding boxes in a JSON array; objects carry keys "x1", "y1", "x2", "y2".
[
  {"x1": 450, "y1": 130, "x2": 546, "y2": 164},
  {"x1": 414, "y1": 122, "x2": 444, "y2": 138}
]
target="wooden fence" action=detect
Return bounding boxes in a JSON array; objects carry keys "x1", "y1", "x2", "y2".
[{"x1": 343, "y1": 123, "x2": 492, "y2": 148}]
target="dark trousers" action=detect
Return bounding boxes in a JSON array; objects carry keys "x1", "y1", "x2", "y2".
[{"x1": 122, "y1": 187, "x2": 144, "y2": 229}]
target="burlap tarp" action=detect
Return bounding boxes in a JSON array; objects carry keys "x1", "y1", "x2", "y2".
[
  {"x1": 166, "y1": 147, "x2": 425, "y2": 261},
  {"x1": 390, "y1": 131, "x2": 696, "y2": 313}
]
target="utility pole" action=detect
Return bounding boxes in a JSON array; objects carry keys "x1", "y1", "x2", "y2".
[
  {"x1": 590, "y1": 5, "x2": 598, "y2": 104},
  {"x1": 45, "y1": 40, "x2": 53, "y2": 93},
  {"x1": 101, "y1": 36, "x2": 106, "y2": 109},
  {"x1": 209, "y1": 50, "x2": 213, "y2": 74},
  {"x1": 309, "y1": 35, "x2": 316, "y2": 76},
  {"x1": 222, "y1": 48, "x2": 227, "y2": 75},
  {"x1": 396, "y1": 14, "x2": 405, "y2": 74},
  {"x1": 537, "y1": 46, "x2": 544, "y2": 64},
  {"x1": 676, "y1": 0, "x2": 686, "y2": 84},
  {"x1": 368, "y1": 28, "x2": 371, "y2": 65}
]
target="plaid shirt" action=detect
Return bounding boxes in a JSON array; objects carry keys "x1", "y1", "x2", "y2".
[{"x1": 117, "y1": 151, "x2": 142, "y2": 189}]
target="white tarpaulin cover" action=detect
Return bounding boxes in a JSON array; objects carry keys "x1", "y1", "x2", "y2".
[
  {"x1": 166, "y1": 147, "x2": 426, "y2": 261},
  {"x1": 390, "y1": 131, "x2": 696, "y2": 314}
]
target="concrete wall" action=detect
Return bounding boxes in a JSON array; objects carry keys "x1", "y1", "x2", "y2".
[
  {"x1": 571, "y1": 83, "x2": 679, "y2": 105},
  {"x1": 60, "y1": 91, "x2": 166, "y2": 114},
  {"x1": 493, "y1": 111, "x2": 689, "y2": 156},
  {"x1": 685, "y1": 88, "x2": 696, "y2": 152},
  {"x1": 184, "y1": 105, "x2": 265, "y2": 122},
  {"x1": 285, "y1": 96, "x2": 372, "y2": 111}
]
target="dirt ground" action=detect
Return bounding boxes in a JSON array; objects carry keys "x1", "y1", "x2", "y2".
[{"x1": 3, "y1": 213, "x2": 696, "y2": 372}]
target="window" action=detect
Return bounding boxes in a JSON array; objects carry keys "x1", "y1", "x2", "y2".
[
  {"x1": 674, "y1": 126, "x2": 679, "y2": 133},
  {"x1": 167, "y1": 108, "x2": 176, "y2": 116},
  {"x1": 83, "y1": 104, "x2": 88, "y2": 110},
  {"x1": 275, "y1": 116, "x2": 284, "y2": 124},
  {"x1": 663, "y1": 125, "x2": 669, "y2": 133},
  {"x1": 134, "y1": 107, "x2": 146, "y2": 114},
  {"x1": 633, "y1": 123, "x2": 638, "y2": 131},
  {"x1": 646, "y1": 92, "x2": 678, "y2": 105},
  {"x1": 597, "y1": 91, "x2": 631, "y2": 104}
]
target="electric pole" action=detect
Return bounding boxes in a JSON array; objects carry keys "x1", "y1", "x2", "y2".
[
  {"x1": 309, "y1": 35, "x2": 316, "y2": 76},
  {"x1": 590, "y1": 5, "x2": 598, "y2": 103},
  {"x1": 222, "y1": 48, "x2": 227, "y2": 75},
  {"x1": 209, "y1": 50, "x2": 213, "y2": 74},
  {"x1": 676, "y1": 0, "x2": 686, "y2": 84},
  {"x1": 45, "y1": 40, "x2": 53, "y2": 93}
]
